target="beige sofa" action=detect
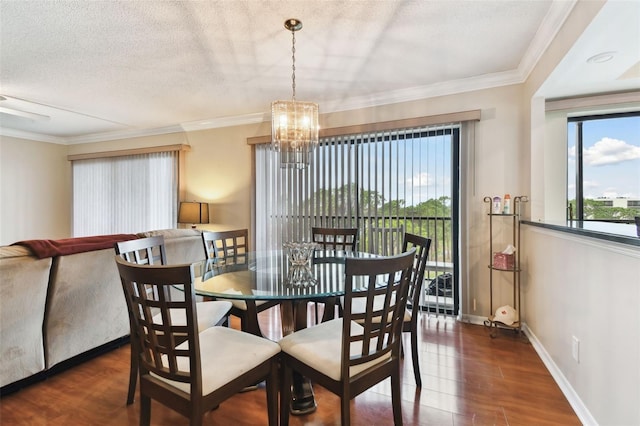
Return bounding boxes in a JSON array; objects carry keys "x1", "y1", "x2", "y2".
[{"x1": 0, "y1": 229, "x2": 206, "y2": 391}]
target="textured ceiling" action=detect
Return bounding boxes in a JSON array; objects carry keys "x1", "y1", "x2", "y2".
[{"x1": 0, "y1": 1, "x2": 637, "y2": 144}]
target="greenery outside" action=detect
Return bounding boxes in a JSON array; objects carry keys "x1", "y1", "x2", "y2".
[
  {"x1": 568, "y1": 198, "x2": 639, "y2": 221},
  {"x1": 303, "y1": 184, "x2": 453, "y2": 278}
]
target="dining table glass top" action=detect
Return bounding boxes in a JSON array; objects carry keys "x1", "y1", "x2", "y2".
[{"x1": 195, "y1": 249, "x2": 378, "y2": 300}]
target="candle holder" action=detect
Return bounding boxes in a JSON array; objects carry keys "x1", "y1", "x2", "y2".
[
  {"x1": 286, "y1": 264, "x2": 318, "y2": 288},
  {"x1": 283, "y1": 242, "x2": 318, "y2": 266}
]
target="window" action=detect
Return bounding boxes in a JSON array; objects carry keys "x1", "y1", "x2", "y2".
[
  {"x1": 255, "y1": 123, "x2": 462, "y2": 315},
  {"x1": 567, "y1": 112, "x2": 640, "y2": 222},
  {"x1": 72, "y1": 151, "x2": 178, "y2": 236}
]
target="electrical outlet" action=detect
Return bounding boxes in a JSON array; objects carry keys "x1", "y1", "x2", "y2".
[{"x1": 572, "y1": 336, "x2": 580, "y2": 362}]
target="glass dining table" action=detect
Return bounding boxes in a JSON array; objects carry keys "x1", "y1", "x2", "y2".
[{"x1": 194, "y1": 248, "x2": 378, "y2": 415}]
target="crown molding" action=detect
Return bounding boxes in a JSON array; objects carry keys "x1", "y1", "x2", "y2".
[
  {"x1": 0, "y1": 127, "x2": 67, "y2": 144},
  {"x1": 65, "y1": 124, "x2": 186, "y2": 144},
  {"x1": 179, "y1": 112, "x2": 268, "y2": 133},
  {"x1": 517, "y1": 0, "x2": 577, "y2": 81},
  {"x1": 323, "y1": 70, "x2": 525, "y2": 114},
  {"x1": 6, "y1": 69, "x2": 523, "y2": 145}
]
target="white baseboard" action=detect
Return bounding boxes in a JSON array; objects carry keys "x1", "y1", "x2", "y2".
[{"x1": 460, "y1": 315, "x2": 597, "y2": 425}]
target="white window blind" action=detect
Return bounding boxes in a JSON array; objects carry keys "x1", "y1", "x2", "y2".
[
  {"x1": 255, "y1": 124, "x2": 459, "y2": 266},
  {"x1": 72, "y1": 151, "x2": 178, "y2": 236}
]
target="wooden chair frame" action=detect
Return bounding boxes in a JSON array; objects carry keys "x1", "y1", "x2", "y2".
[
  {"x1": 115, "y1": 257, "x2": 279, "y2": 426},
  {"x1": 280, "y1": 249, "x2": 415, "y2": 426},
  {"x1": 310, "y1": 226, "x2": 359, "y2": 323},
  {"x1": 201, "y1": 230, "x2": 279, "y2": 336},
  {"x1": 401, "y1": 232, "x2": 432, "y2": 387},
  {"x1": 115, "y1": 236, "x2": 231, "y2": 405},
  {"x1": 311, "y1": 226, "x2": 358, "y2": 251}
]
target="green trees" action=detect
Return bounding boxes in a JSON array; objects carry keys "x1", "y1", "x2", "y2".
[
  {"x1": 568, "y1": 199, "x2": 639, "y2": 221},
  {"x1": 303, "y1": 184, "x2": 453, "y2": 266}
]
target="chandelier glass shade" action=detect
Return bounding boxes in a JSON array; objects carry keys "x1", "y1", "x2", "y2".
[
  {"x1": 271, "y1": 99, "x2": 319, "y2": 169},
  {"x1": 271, "y1": 18, "x2": 319, "y2": 169}
]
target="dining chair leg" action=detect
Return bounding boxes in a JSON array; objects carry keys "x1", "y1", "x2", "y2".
[
  {"x1": 240, "y1": 301, "x2": 263, "y2": 337},
  {"x1": 340, "y1": 389, "x2": 351, "y2": 426},
  {"x1": 391, "y1": 367, "x2": 403, "y2": 426},
  {"x1": 280, "y1": 363, "x2": 292, "y2": 426},
  {"x1": 127, "y1": 344, "x2": 137, "y2": 405},
  {"x1": 320, "y1": 297, "x2": 337, "y2": 322},
  {"x1": 410, "y1": 328, "x2": 422, "y2": 388},
  {"x1": 267, "y1": 358, "x2": 279, "y2": 426},
  {"x1": 189, "y1": 411, "x2": 203, "y2": 426},
  {"x1": 140, "y1": 394, "x2": 152, "y2": 426}
]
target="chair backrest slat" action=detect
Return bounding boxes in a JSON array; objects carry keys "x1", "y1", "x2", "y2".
[
  {"x1": 402, "y1": 233, "x2": 432, "y2": 312},
  {"x1": 115, "y1": 235, "x2": 167, "y2": 265},
  {"x1": 115, "y1": 257, "x2": 200, "y2": 390},
  {"x1": 311, "y1": 227, "x2": 358, "y2": 252},
  {"x1": 201, "y1": 229, "x2": 249, "y2": 280},
  {"x1": 341, "y1": 249, "x2": 415, "y2": 372},
  {"x1": 368, "y1": 225, "x2": 404, "y2": 256}
]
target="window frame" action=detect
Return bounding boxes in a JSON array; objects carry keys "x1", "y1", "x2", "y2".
[{"x1": 567, "y1": 111, "x2": 640, "y2": 223}]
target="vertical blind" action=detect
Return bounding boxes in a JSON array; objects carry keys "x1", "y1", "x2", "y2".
[
  {"x1": 72, "y1": 151, "x2": 178, "y2": 236},
  {"x1": 255, "y1": 123, "x2": 459, "y2": 267}
]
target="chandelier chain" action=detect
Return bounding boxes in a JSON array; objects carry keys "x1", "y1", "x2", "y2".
[{"x1": 291, "y1": 29, "x2": 296, "y2": 101}]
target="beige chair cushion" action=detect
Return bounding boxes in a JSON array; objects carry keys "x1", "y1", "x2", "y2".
[
  {"x1": 228, "y1": 299, "x2": 271, "y2": 311},
  {"x1": 213, "y1": 287, "x2": 271, "y2": 311},
  {"x1": 193, "y1": 275, "x2": 270, "y2": 311},
  {"x1": 152, "y1": 300, "x2": 232, "y2": 331},
  {"x1": 152, "y1": 326, "x2": 280, "y2": 395},
  {"x1": 278, "y1": 318, "x2": 391, "y2": 381}
]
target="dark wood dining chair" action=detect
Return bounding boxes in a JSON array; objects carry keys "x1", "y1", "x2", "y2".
[
  {"x1": 311, "y1": 226, "x2": 358, "y2": 251},
  {"x1": 201, "y1": 230, "x2": 280, "y2": 337},
  {"x1": 311, "y1": 226, "x2": 359, "y2": 322},
  {"x1": 115, "y1": 236, "x2": 232, "y2": 405},
  {"x1": 114, "y1": 257, "x2": 280, "y2": 426},
  {"x1": 350, "y1": 232, "x2": 431, "y2": 387},
  {"x1": 399, "y1": 232, "x2": 431, "y2": 387},
  {"x1": 279, "y1": 249, "x2": 416, "y2": 426},
  {"x1": 368, "y1": 224, "x2": 404, "y2": 255}
]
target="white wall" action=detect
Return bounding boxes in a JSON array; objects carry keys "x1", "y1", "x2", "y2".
[
  {"x1": 523, "y1": 227, "x2": 640, "y2": 425},
  {"x1": 0, "y1": 135, "x2": 71, "y2": 244},
  {"x1": 522, "y1": 1, "x2": 640, "y2": 424}
]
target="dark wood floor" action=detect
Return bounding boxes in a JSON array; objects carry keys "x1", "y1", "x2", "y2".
[{"x1": 1, "y1": 307, "x2": 579, "y2": 425}]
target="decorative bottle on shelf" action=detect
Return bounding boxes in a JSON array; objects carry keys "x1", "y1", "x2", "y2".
[
  {"x1": 492, "y1": 196, "x2": 502, "y2": 214},
  {"x1": 503, "y1": 194, "x2": 511, "y2": 214}
]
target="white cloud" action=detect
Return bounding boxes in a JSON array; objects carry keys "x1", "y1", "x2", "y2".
[
  {"x1": 584, "y1": 137, "x2": 640, "y2": 166},
  {"x1": 584, "y1": 180, "x2": 599, "y2": 190},
  {"x1": 407, "y1": 172, "x2": 433, "y2": 187}
]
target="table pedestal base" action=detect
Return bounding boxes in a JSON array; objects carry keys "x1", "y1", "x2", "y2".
[
  {"x1": 282, "y1": 300, "x2": 320, "y2": 416},
  {"x1": 290, "y1": 372, "x2": 316, "y2": 415}
]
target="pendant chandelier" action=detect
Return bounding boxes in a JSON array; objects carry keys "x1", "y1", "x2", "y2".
[{"x1": 271, "y1": 18, "x2": 319, "y2": 169}]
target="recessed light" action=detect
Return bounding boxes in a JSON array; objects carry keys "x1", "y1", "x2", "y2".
[{"x1": 587, "y1": 51, "x2": 616, "y2": 64}]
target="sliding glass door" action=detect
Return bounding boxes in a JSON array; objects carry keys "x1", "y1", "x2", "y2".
[{"x1": 255, "y1": 124, "x2": 460, "y2": 315}]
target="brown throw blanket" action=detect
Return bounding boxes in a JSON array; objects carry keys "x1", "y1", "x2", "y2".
[{"x1": 13, "y1": 234, "x2": 138, "y2": 259}]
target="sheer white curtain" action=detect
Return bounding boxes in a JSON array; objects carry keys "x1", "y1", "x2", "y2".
[{"x1": 72, "y1": 151, "x2": 178, "y2": 236}]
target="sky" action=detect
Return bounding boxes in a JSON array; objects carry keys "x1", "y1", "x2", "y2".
[{"x1": 567, "y1": 114, "x2": 640, "y2": 200}]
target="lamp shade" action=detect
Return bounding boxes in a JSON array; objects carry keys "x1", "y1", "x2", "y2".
[{"x1": 178, "y1": 202, "x2": 209, "y2": 226}]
